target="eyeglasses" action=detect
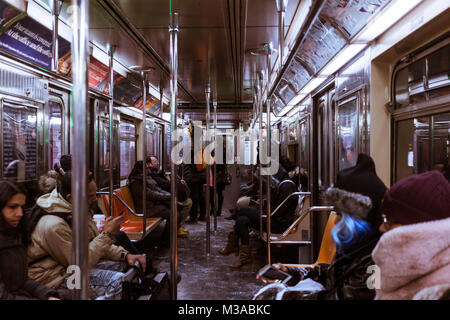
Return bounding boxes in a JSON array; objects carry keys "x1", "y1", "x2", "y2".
[{"x1": 381, "y1": 214, "x2": 399, "y2": 227}]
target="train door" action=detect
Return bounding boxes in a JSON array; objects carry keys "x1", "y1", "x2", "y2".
[
  {"x1": 0, "y1": 62, "x2": 46, "y2": 206},
  {"x1": 312, "y1": 87, "x2": 336, "y2": 259},
  {"x1": 94, "y1": 99, "x2": 120, "y2": 189},
  {"x1": 46, "y1": 85, "x2": 70, "y2": 170}
]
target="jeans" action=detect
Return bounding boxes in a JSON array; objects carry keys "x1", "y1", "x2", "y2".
[
  {"x1": 58, "y1": 260, "x2": 127, "y2": 300},
  {"x1": 234, "y1": 207, "x2": 262, "y2": 245}
]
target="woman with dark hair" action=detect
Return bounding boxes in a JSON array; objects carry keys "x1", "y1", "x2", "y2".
[
  {"x1": 0, "y1": 180, "x2": 64, "y2": 300},
  {"x1": 255, "y1": 154, "x2": 387, "y2": 300}
]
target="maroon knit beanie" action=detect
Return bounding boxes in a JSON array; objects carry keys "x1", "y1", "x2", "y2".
[{"x1": 383, "y1": 171, "x2": 450, "y2": 225}]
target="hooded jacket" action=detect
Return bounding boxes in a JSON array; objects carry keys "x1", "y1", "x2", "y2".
[
  {"x1": 0, "y1": 213, "x2": 61, "y2": 300},
  {"x1": 27, "y1": 189, "x2": 128, "y2": 289},
  {"x1": 372, "y1": 217, "x2": 450, "y2": 300}
]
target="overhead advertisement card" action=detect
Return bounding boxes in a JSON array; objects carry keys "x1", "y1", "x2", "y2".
[{"x1": 0, "y1": 3, "x2": 70, "y2": 71}]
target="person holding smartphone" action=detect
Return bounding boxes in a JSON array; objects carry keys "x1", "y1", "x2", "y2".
[{"x1": 26, "y1": 172, "x2": 146, "y2": 300}]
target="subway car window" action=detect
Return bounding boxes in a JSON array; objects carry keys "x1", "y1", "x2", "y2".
[
  {"x1": 2, "y1": 104, "x2": 37, "y2": 181},
  {"x1": 395, "y1": 113, "x2": 450, "y2": 182},
  {"x1": 298, "y1": 118, "x2": 310, "y2": 191},
  {"x1": 48, "y1": 100, "x2": 63, "y2": 169},
  {"x1": 337, "y1": 97, "x2": 358, "y2": 171},
  {"x1": 119, "y1": 119, "x2": 136, "y2": 179}
]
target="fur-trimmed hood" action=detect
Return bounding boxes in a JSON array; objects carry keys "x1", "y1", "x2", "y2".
[
  {"x1": 324, "y1": 187, "x2": 372, "y2": 219},
  {"x1": 372, "y1": 217, "x2": 450, "y2": 300}
]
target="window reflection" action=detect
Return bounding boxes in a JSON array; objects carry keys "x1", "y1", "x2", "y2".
[
  {"x1": 120, "y1": 120, "x2": 136, "y2": 179},
  {"x1": 395, "y1": 112, "x2": 450, "y2": 182},
  {"x1": 48, "y1": 100, "x2": 62, "y2": 169},
  {"x1": 337, "y1": 98, "x2": 357, "y2": 171},
  {"x1": 2, "y1": 104, "x2": 37, "y2": 181}
]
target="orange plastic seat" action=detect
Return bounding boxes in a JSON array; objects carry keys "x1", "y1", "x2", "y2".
[
  {"x1": 99, "y1": 186, "x2": 162, "y2": 240},
  {"x1": 284, "y1": 212, "x2": 337, "y2": 269}
]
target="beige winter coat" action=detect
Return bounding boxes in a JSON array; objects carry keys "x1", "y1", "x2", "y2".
[
  {"x1": 372, "y1": 217, "x2": 450, "y2": 300},
  {"x1": 27, "y1": 189, "x2": 128, "y2": 288}
]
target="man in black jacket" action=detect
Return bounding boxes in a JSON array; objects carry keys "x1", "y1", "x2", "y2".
[
  {"x1": 146, "y1": 156, "x2": 191, "y2": 237},
  {"x1": 128, "y1": 161, "x2": 184, "y2": 246}
]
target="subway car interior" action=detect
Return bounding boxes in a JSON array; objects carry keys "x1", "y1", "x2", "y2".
[{"x1": 0, "y1": 0, "x2": 449, "y2": 301}]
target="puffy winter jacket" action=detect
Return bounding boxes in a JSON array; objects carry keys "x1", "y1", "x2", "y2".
[
  {"x1": 27, "y1": 189, "x2": 128, "y2": 288},
  {"x1": 0, "y1": 214, "x2": 62, "y2": 300}
]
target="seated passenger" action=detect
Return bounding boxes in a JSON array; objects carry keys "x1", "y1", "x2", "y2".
[
  {"x1": 255, "y1": 154, "x2": 387, "y2": 300},
  {"x1": 0, "y1": 180, "x2": 66, "y2": 300},
  {"x1": 219, "y1": 173, "x2": 298, "y2": 270},
  {"x1": 38, "y1": 170, "x2": 59, "y2": 195},
  {"x1": 146, "y1": 155, "x2": 191, "y2": 236},
  {"x1": 54, "y1": 154, "x2": 72, "y2": 177},
  {"x1": 127, "y1": 161, "x2": 183, "y2": 245},
  {"x1": 26, "y1": 172, "x2": 146, "y2": 300},
  {"x1": 372, "y1": 170, "x2": 450, "y2": 300}
]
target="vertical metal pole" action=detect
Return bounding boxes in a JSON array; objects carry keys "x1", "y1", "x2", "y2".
[
  {"x1": 265, "y1": 44, "x2": 272, "y2": 265},
  {"x1": 141, "y1": 71, "x2": 149, "y2": 239},
  {"x1": 51, "y1": 0, "x2": 62, "y2": 73},
  {"x1": 169, "y1": 11, "x2": 179, "y2": 300},
  {"x1": 108, "y1": 46, "x2": 116, "y2": 221},
  {"x1": 71, "y1": 0, "x2": 89, "y2": 300},
  {"x1": 276, "y1": 0, "x2": 287, "y2": 70},
  {"x1": 213, "y1": 99, "x2": 218, "y2": 231},
  {"x1": 257, "y1": 74, "x2": 263, "y2": 238},
  {"x1": 205, "y1": 84, "x2": 211, "y2": 255}
]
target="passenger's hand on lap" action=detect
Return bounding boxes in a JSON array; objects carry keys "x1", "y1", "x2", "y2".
[
  {"x1": 126, "y1": 254, "x2": 146, "y2": 272},
  {"x1": 181, "y1": 180, "x2": 186, "y2": 185},
  {"x1": 103, "y1": 214, "x2": 124, "y2": 234}
]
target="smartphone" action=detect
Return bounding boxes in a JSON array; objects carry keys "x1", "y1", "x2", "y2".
[{"x1": 257, "y1": 265, "x2": 292, "y2": 284}]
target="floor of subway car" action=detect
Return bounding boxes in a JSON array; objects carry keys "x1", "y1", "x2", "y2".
[{"x1": 148, "y1": 209, "x2": 267, "y2": 300}]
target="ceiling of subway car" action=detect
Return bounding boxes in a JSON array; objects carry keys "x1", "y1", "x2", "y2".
[{"x1": 98, "y1": 0, "x2": 301, "y2": 108}]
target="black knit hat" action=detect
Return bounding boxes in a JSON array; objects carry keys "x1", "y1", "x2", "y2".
[{"x1": 325, "y1": 153, "x2": 387, "y2": 226}]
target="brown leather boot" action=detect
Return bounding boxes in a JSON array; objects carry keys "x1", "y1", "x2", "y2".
[
  {"x1": 218, "y1": 232, "x2": 239, "y2": 256},
  {"x1": 229, "y1": 244, "x2": 252, "y2": 270}
]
